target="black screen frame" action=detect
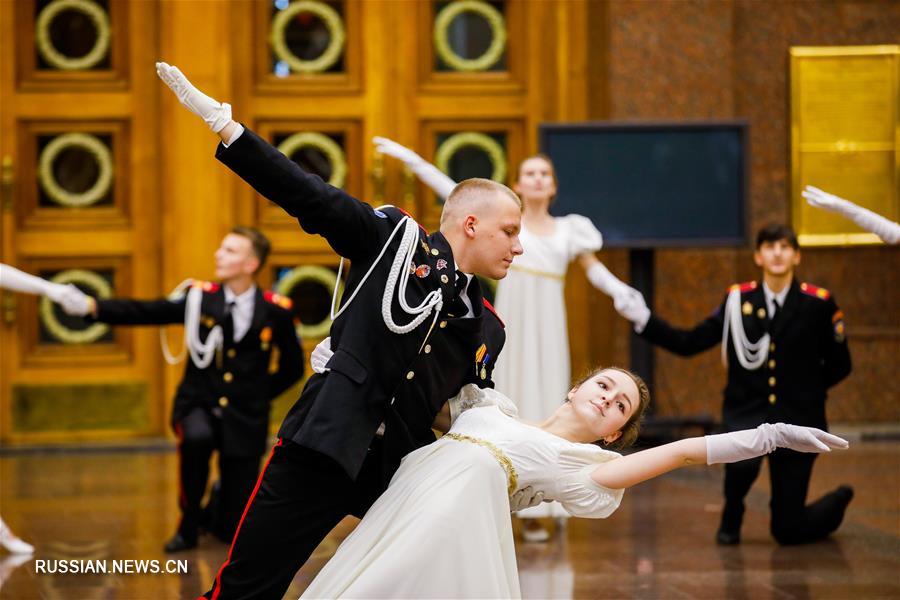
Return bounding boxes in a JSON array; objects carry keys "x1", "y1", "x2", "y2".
[{"x1": 539, "y1": 120, "x2": 751, "y2": 249}]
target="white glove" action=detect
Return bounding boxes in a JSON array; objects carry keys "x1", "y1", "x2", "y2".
[
  {"x1": 0, "y1": 263, "x2": 56, "y2": 295},
  {"x1": 706, "y1": 422, "x2": 848, "y2": 465},
  {"x1": 586, "y1": 262, "x2": 630, "y2": 298},
  {"x1": 373, "y1": 136, "x2": 457, "y2": 199},
  {"x1": 509, "y1": 485, "x2": 545, "y2": 513},
  {"x1": 310, "y1": 336, "x2": 334, "y2": 373},
  {"x1": 156, "y1": 62, "x2": 233, "y2": 133},
  {"x1": 613, "y1": 286, "x2": 651, "y2": 332},
  {"x1": 51, "y1": 284, "x2": 93, "y2": 316},
  {"x1": 0, "y1": 518, "x2": 34, "y2": 555},
  {"x1": 802, "y1": 185, "x2": 900, "y2": 244}
]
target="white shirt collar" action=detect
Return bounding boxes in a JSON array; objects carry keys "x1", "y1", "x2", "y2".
[{"x1": 762, "y1": 281, "x2": 789, "y2": 316}]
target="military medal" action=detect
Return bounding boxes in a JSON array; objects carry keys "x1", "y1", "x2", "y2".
[
  {"x1": 436, "y1": 259, "x2": 448, "y2": 270},
  {"x1": 415, "y1": 264, "x2": 431, "y2": 278},
  {"x1": 475, "y1": 344, "x2": 489, "y2": 379},
  {"x1": 421, "y1": 241, "x2": 430, "y2": 254},
  {"x1": 741, "y1": 302, "x2": 752, "y2": 316},
  {"x1": 260, "y1": 326, "x2": 272, "y2": 351}
]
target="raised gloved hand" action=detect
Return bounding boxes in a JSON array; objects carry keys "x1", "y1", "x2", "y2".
[
  {"x1": 613, "y1": 286, "x2": 650, "y2": 331},
  {"x1": 706, "y1": 422, "x2": 848, "y2": 465},
  {"x1": 802, "y1": 185, "x2": 899, "y2": 244},
  {"x1": 310, "y1": 336, "x2": 333, "y2": 373},
  {"x1": 509, "y1": 485, "x2": 545, "y2": 513},
  {"x1": 802, "y1": 185, "x2": 851, "y2": 212},
  {"x1": 156, "y1": 62, "x2": 233, "y2": 133},
  {"x1": 373, "y1": 136, "x2": 456, "y2": 199},
  {"x1": 49, "y1": 283, "x2": 94, "y2": 317}
]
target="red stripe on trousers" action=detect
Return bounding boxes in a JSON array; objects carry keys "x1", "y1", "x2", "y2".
[
  {"x1": 209, "y1": 438, "x2": 283, "y2": 600},
  {"x1": 174, "y1": 422, "x2": 186, "y2": 509}
]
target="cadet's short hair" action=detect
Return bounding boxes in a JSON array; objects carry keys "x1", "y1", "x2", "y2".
[
  {"x1": 231, "y1": 226, "x2": 271, "y2": 272},
  {"x1": 440, "y1": 178, "x2": 521, "y2": 225},
  {"x1": 756, "y1": 224, "x2": 799, "y2": 250}
]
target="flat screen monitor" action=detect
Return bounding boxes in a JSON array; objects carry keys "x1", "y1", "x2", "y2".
[{"x1": 540, "y1": 121, "x2": 748, "y2": 248}]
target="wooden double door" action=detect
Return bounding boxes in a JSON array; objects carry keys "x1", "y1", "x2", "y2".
[{"x1": 1, "y1": 0, "x2": 600, "y2": 445}]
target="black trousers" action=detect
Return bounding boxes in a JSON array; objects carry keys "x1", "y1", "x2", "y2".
[
  {"x1": 202, "y1": 439, "x2": 385, "y2": 600},
  {"x1": 722, "y1": 448, "x2": 847, "y2": 545},
  {"x1": 177, "y1": 407, "x2": 261, "y2": 542}
]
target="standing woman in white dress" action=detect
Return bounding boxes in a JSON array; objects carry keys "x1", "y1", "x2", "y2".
[{"x1": 374, "y1": 140, "x2": 635, "y2": 540}]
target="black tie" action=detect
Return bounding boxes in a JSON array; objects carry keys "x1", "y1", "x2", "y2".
[
  {"x1": 223, "y1": 301, "x2": 235, "y2": 343},
  {"x1": 448, "y1": 270, "x2": 469, "y2": 317},
  {"x1": 770, "y1": 301, "x2": 781, "y2": 328}
]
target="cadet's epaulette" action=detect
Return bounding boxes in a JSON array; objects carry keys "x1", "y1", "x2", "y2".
[
  {"x1": 190, "y1": 280, "x2": 220, "y2": 293},
  {"x1": 396, "y1": 207, "x2": 426, "y2": 233},
  {"x1": 800, "y1": 282, "x2": 831, "y2": 300},
  {"x1": 482, "y1": 298, "x2": 504, "y2": 328},
  {"x1": 728, "y1": 280, "x2": 757, "y2": 294},
  {"x1": 264, "y1": 290, "x2": 293, "y2": 310}
]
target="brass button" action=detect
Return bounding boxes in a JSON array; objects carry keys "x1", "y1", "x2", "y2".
[
  {"x1": 768, "y1": 376, "x2": 776, "y2": 387},
  {"x1": 768, "y1": 359, "x2": 775, "y2": 369},
  {"x1": 219, "y1": 396, "x2": 229, "y2": 407},
  {"x1": 424, "y1": 344, "x2": 432, "y2": 354},
  {"x1": 440, "y1": 274, "x2": 449, "y2": 284},
  {"x1": 768, "y1": 394, "x2": 776, "y2": 405},
  {"x1": 227, "y1": 349, "x2": 236, "y2": 358},
  {"x1": 406, "y1": 371, "x2": 415, "y2": 380},
  {"x1": 431, "y1": 248, "x2": 439, "y2": 256},
  {"x1": 769, "y1": 343, "x2": 776, "y2": 352},
  {"x1": 439, "y1": 321, "x2": 447, "y2": 328},
  {"x1": 224, "y1": 372, "x2": 233, "y2": 383}
]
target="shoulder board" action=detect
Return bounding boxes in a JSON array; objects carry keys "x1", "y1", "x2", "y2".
[
  {"x1": 728, "y1": 280, "x2": 757, "y2": 294},
  {"x1": 191, "y1": 280, "x2": 220, "y2": 293},
  {"x1": 800, "y1": 282, "x2": 831, "y2": 300},
  {"x1": 482, "y1": 298, "x2": 504, "y2": 328},
  {"x1": 264, "y1": 290, "x2": 293, "y2": 310},
  {"x1": 395, "y1": 207, "x2": 427, "y2": 233}
]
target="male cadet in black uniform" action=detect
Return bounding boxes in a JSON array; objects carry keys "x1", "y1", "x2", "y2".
[
  {"x1": 60, "y1": 227, "x2": 303, "y2": 552},
  {"x1": 614, "y1": 224, "x2": 853, "y2": 545},
  {"x1": 156, "y1": 62, "x2": 530, "y2": 599}
]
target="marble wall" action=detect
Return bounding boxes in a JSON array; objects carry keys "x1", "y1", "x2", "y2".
[{"x1": 588, "y1": 0, "x2": 900, "y2": 422}]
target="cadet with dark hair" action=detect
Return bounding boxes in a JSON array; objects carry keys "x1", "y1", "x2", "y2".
[{"x1": 614, "y1": 223, "x2": 853, "y2": 545}]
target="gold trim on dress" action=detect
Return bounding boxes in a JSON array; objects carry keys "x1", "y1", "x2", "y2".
[
  {"x1": 444, "y1": 432, "x2": 518, "y2": 497},
  {"x1": 508, "y1": 264, "x2": 565, "y2": 281}
]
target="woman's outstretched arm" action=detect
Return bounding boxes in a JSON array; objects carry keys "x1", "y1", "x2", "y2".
[
  {"x1": 373, "y1": 137, "x2": 457, "y2": 199},
  {"x1": 590, "y1": 423, "x2": 848, "y2": 490}
]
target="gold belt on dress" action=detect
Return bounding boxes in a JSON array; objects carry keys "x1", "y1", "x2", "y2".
[
  {"x1": 508, "y1": 264, "x2": 565, "y2": 281},
  {"x1": 443, "y1": 432, "x2": 519, "y2": 497}
]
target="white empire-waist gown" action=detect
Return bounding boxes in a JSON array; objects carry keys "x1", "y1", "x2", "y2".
[
  {"x1": 494, "y1": 214, "x2": 603, "y2": 518},
  {"x1": 300, "y1": 385, "x2": 624, "y2": 599}
]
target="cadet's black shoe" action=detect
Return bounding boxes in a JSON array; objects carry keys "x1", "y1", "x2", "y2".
[
  {"x1": 716, "y1": 528, "x2": 741, "y2": 545},
  {"x1": 834, "y1": 485, "x2": 854, "y2": 506},
  {"x1": 163, "y1": 533, "x2": 197, "y2": 553}
]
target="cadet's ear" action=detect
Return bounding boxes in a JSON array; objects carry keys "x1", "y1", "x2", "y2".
[{"x1": 463, "y1": 215, "x2": 478, "y2": 239}]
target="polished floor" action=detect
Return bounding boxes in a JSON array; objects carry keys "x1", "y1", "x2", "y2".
[{"x1": 0, "y1": 436, "x2": 897, "y2": 599}]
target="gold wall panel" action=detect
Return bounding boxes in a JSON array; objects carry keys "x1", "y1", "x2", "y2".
[
  {"x1": 791, "y1": 45, "x2": 899, "y2": 246},
  {"x1": 12, "y1": 383, "x2": 149, "y2": 433}
]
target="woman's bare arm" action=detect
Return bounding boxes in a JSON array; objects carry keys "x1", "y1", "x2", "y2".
[{"x1": 591, "y1": 437, "x2": 707, "y2": 490}]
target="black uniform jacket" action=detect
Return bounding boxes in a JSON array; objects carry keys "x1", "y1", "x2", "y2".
[
  {"x1": 216, "y1": 128, "x2": 506, "y2": 482},
  {"x1": 93, "y1": 284, "x2": 303, "y2": 457},
  {"x1": 640, "y1": 279, "x2": 851, "y2": 431}
]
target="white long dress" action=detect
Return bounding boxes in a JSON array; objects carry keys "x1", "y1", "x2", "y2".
[
  {"x1": 494, "y1": 214, "x2": 603, "y2": 519},
  {"x1": 300, "y1": 385, "x2": 624, "y2": 599}
]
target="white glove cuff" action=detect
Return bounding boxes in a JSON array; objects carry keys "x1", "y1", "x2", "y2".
[{"x1": 207, "y1": 102, "x2": 233, "y2": 134}]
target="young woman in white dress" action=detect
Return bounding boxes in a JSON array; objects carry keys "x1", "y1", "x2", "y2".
[
  {"x1": 299, "y1": 364, "x2": 847, "y2": 599},
  {"x1": 374, "y1": 139, "x2": 636, "y2": 541}
]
